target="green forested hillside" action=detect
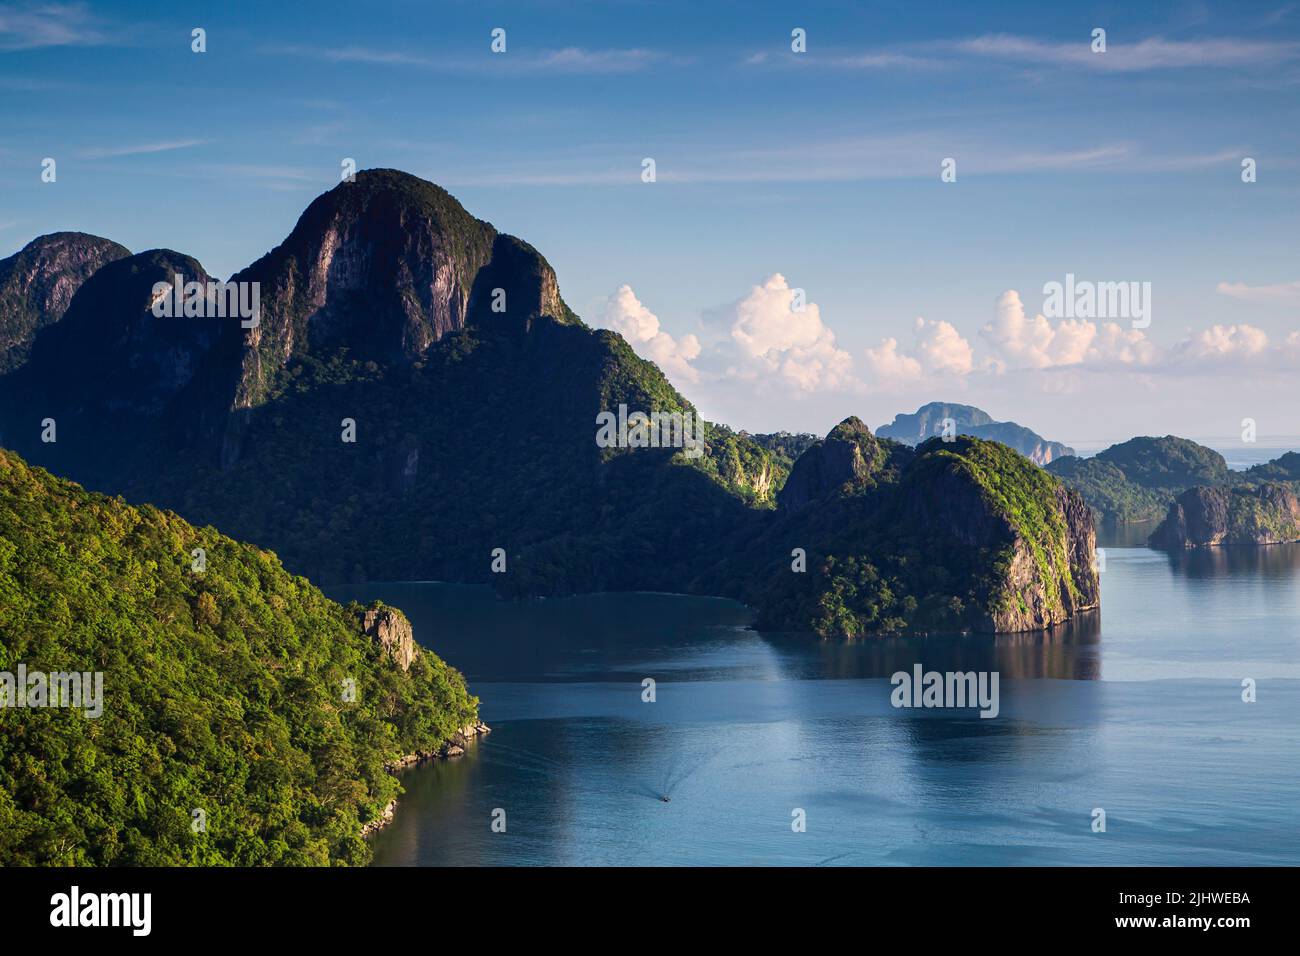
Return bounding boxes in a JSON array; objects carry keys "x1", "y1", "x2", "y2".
[
  {"x1": 1046, "y1": 435, "x2": 1230, "y2": 523},
  {"x1": 0, "y1": 448, "x2": 476, "y2": 866}
]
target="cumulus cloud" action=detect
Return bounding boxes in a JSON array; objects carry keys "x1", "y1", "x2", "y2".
[
  {"x1": 1171, "y1": 323, "x2": 1269, "y2": 362},
  {"x1": 863, "y1": 317, "x2": 973, "y2": 382},
  {"x1": 862, "y1": 336, "x2": 922, "y2": 382},
  {"x1": 980, "y1": 290, "x2": 1158, "y2": 369},
  {"x1": 601, "y1": 284, "x2": 701, "y2": 383},
  {"x1": 726, "y1": 274, "x2": 855, "y2": 392}
]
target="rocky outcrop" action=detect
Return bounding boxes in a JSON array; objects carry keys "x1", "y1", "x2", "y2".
[
  {"x1": 229, "y1": 169, "x2": 578, "y2": 409},
  {"x1": 467, "y1": 234, "x2": 575, "y2": 335},
  {"x1": 384, "y1": 722, "x2": 492, "y2": 770},
  {"x1": 357, "y1": 603, "x2": 418, "y2": 671},
  {"x1": 777, "y1": 416, "x2": 894, "y2": 510},
  {"x1": 359, "y1": 800, "x2": 397, "y2": 837},
  {"x1": 1150, "y1": 483, "x2": 1300, "y2": 549},
  {"x1": 0, "y1": 232, "x2": 130, "y2": 374},
  {"x1": 986, "y1": 484, "x2": 1099, "y2": 632}
]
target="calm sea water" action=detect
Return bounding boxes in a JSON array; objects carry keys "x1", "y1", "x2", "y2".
[{"x1": 334, "y1": 542, "x2": 1300, "y2": 866}]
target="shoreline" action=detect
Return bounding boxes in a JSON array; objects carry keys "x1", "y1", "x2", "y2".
[{"x1": 360, "y1": 721, "x2": 491, "y2": 838}]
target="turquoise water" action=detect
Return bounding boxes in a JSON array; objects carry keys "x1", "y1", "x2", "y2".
[{"x1": 336, "y1": 543, "x2": 1300, "y2": 866}]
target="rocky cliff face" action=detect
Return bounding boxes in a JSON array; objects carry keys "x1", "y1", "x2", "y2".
[
  {"x1": 229, "y1": 169, "x2": 576, "y2": 410},
  {"x1": 0, "y1": 232, "x2": 130, "y2": 373},
  {"x1": 357, "y1": 602, "x2": 419, "y2": 671},
  {"x1": 985, "y1": 484, "x2": 1098, "y2": 632},
  {"x1": 898, "y1": 436, "x2": 1098, "y2": 632},
  {"x1": 1150, "y1": 483, "x2": 1300, "y2": 549}
]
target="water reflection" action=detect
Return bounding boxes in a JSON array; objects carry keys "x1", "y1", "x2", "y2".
[
  {"x1": 1096, "y1": 519, "x2": 1158, "y2": 549},
  {"x1": 1159, "y1": 540, "x2": 1300, "y2": 579},
  {"x1": 761, "y1": 612, "x2": 1101, "y2": 682}
]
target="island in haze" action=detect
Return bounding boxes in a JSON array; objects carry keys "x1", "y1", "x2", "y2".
[
  {"x1": 878, "y1": 401, "x2": 1075, "y2": 465},
  {"x1": 0, "y1": 169, "x2": 1100, "y2": 639}
]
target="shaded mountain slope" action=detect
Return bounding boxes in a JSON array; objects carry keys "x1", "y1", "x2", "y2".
[
  {"x1": 0, "y1": 169, "x2": 1098, "y2": 636},
  {"x1": 0, "y1": 232, "x2": 131, "y2": 374}
]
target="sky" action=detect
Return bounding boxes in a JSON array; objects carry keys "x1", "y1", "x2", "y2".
[{"x1": 2, "y1": 0, "x2": 1299, "y2": 448}]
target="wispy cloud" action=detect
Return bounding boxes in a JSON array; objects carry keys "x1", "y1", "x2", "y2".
[
  {"x1": 0, "y1": 2, "x2": 107, "y2": 51},
  {"x1": 81, "y1": 139, "x2": 208, "y2": 158},
  {"x1": 263, "y1": 43, "x2": 676, "y2": 75},
  {"x1": 953, "y1": 34, "x2": 1300, "y2": 71},
  {"x1": 182, "y1": 163, "x2": 324, "y2": 189},
  {"x1": 745, "y1": 33, "x2": 1300, "y2": 75},
  {"x1": 1216, "y1": 279, "x2": 1300, "y2": 302},
  {"x1": 744, "y1": 49, "x2": 943, "y2": 70},
  {"x1": 435, "y1": 133, "x2": 1250, "y2": 187}
]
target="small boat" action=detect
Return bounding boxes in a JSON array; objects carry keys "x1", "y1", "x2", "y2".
[{"x1": 661, "y1": 795, "x2": 671, "y2": 803}]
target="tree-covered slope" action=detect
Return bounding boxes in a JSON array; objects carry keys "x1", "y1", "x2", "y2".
[
  {"x1": 700, "y1": 426, "x2": 1098, "y2": 637},
  {"x1": 1046, "y1": 435, "x2": 1229, "y2": 524},
  {"x1": 0, "y1": 448, "x2": 476, "y2": 866}
]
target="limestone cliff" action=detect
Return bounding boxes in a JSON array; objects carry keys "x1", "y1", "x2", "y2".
[
  {"x1": 1150, "y1": 483, "x2": 1300, "y2": 549},
  {"x1": 356, "y1": 602, "x2": 419, "y2": 671}
]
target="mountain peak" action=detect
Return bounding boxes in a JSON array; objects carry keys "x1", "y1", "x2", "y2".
[
  {"x1": 231, "y1": 169, "x2": 576, "y2": 407},
  {"x1": 0, "y1": 231, "x2": 131, "y2": 373}
]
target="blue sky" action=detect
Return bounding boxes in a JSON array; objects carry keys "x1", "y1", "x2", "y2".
[{"x1": 3, "y1": 0, "x2": 1299, "y2": 446}]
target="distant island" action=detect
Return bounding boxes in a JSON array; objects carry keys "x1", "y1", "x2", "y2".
[
  {"x1": 878, "y1": 401, "x2": 1075, "y2": 465},
  {"x1": 1041, "y1": 436, "x2": 1300, "y2": 548}
]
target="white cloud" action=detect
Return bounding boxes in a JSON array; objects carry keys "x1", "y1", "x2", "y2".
[
  {"x1": 1216, "y1": 279, "x2": 1300, "y2": 303},
  {"x1": 981, "y1": 290, "x2": 1158, "y2": 369},
  {"x1": 1171, "y1": 323, "x2": 1269, "y2": 361},
  {"x1": 862, "y1": 337, "x2": 923, "y2": 382},
  {"x1": 601, "y1": 284, "x2": 700, "y2": 384},
  {"x1": 863, "y1": 317, "x2": 973, "y2": 383},
  {"x1": 727, "y1": 274, "x2": 855, "y2": 392},
  {"x1": 0, "y1": 2, "x2": 107, "y2": 51},
  {"x1": 954, "y1": 34, "x2": 1300, "y2": 71},
  {"x1": 913, "y1": 317, "x2": 974, "y2": 374},
  {"x1": 82, "y1": 139, "x2": 207, "y2": 158},
  {"x1": 266, "y1": 44, "x2": 672, "y2": 75}
]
